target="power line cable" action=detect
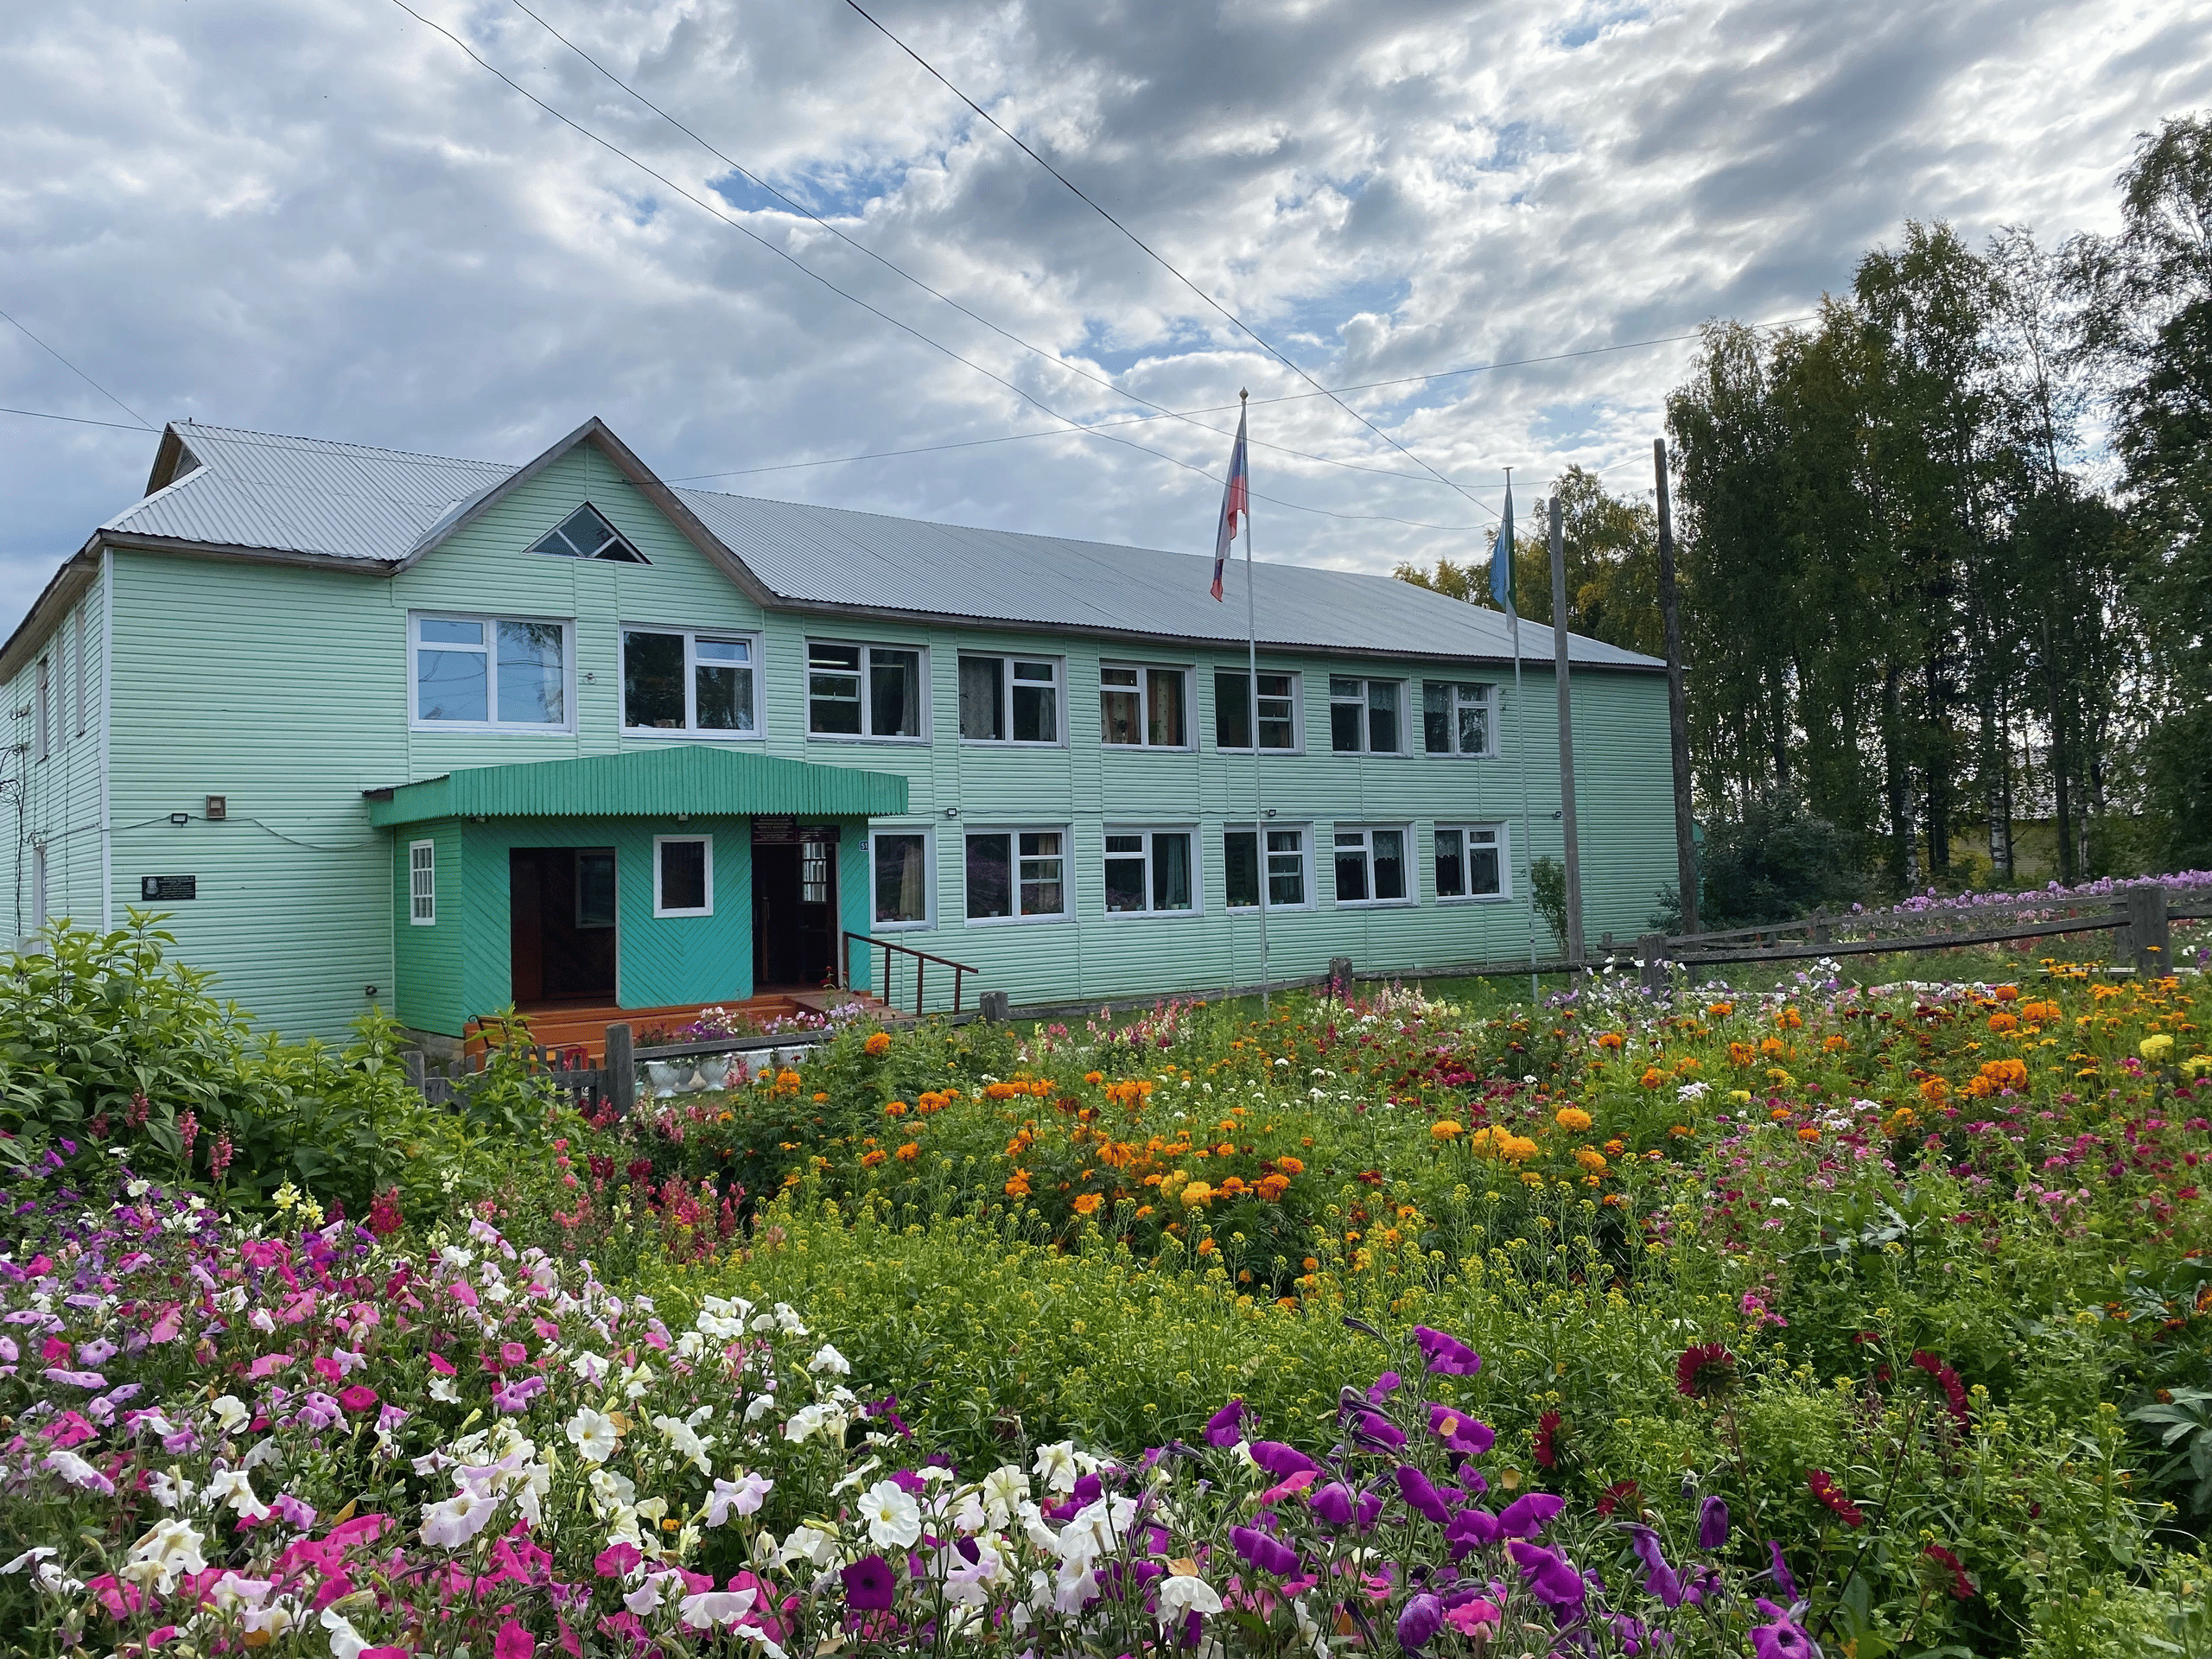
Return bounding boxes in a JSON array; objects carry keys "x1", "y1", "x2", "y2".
[
  {"x1": 0, "y1": 306, "x2": 156, "y2": 429},
  {"x1": 0, "y1": 405, "x2": 151, "y2": 434},
  {"x1": 507, "y1": 0, "x2": 1475, "y2": 491},
  {"x1": 840, "y1": 0, "x2": 1508, "y2": 518},
  {"x1": 389, "y1": 0, "x2": 1482, "y2": 530}
]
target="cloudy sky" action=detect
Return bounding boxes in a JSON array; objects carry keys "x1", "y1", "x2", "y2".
[{"x1": 3, "y1": 0, "x2": 2209, "y2": 628}]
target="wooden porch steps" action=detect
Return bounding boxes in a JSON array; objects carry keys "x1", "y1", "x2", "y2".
[{"x1": 463, "y1": 988, "x2": 891, "y2": 1063}]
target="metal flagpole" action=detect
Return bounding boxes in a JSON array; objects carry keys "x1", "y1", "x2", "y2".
[
  {"x1": 1243, "y1": 390, "x2": 1268, "y2": 1014},
  {"x1": 1505, "y1": 471, "x2": 1539, "y2": 1004}
]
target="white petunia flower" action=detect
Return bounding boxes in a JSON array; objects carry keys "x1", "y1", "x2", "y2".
[
  {"x1": 1033, "y1": 1441, "x2": 1079, "y2": 1495},
  {"x1": 679, "y1": 1586, "x2": 759, "y2": 1630},
  {"x1": 420, "y1": 1491, "x2": 499, "y2": 1549},
  {"x1": 1156, "y1": 1572, "x2": 1224, "y2": 1623},
  {"x1": 858, "y1": 1479, "x2": 922, "y2": 1548},
  {"x1": 209, "y1": 1395, "x2": 251, "y2": 1433},
  {"x1": 708, "y1": 1472, "x2": 773, "y2": 1526},
  {"x1": 807, "y1": 1343, "x2": 850, "y2": 1376},
  {"x1": 653, "y1": 1414, "x2": 714, "y2": 1476},
  {"x1": 565, "y1": 1406, "x2": 620, "y2": 1464},
  {"x1": 207, "y1": 1468, "x2": 270, "y2": 1521},
  {"x1": 778, "y1": 1522, "x2": 839, "y2": 1570},
  {"x1": 123, "y1": 1518, "x2": 207, "y2": 1594}
]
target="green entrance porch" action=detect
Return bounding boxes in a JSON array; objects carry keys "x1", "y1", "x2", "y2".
[{"x1": 365, "y1": 746, "x2": 907, "y2": 1039}]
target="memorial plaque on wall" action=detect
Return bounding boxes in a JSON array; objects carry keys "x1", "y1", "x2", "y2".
[{"x1": 141, "y1": 875, "x2": 197, "y2": 900}]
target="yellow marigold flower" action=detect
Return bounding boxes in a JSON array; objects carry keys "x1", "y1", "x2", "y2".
[
  {"x1": 1575, "y1": 1147, "x2": 1608, "y2": 1173},
  {"x1": 1432, "y1": 1120, "x2": 1465, "y2": 1141},
  {"x1": 1555, "y1": 1107, "x2": 1593, "y2": 1131},
  {"x1": 1180, "y1": 1182, "x2": 1214, "y2": 1208},
  {"x1": 2140, "y1": 1034, "x2": 2176, "y2": 1063}
]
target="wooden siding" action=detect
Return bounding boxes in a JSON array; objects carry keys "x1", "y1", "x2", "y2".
[
  {"x1": 91, "y1": 441, "x2": 1676, "y2": 1038},
  {"x1": 391, "y1": 823, "x2": 463, "y2": 1033},
  {"x1": 4, "y1": 572, "x2": 108, "y2": 941}
]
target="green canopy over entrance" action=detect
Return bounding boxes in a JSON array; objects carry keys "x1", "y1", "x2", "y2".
[{"x1": 365, "y1": 744, "x2": 908, "y2": 827}]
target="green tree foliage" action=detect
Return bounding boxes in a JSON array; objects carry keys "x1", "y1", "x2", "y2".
[
  {"x1": 1694, "y1": 791, "x2": 1867, "y2": 929},
  {"x1": 1392, "y1": 466, "x2": 1662, "y2": 655},
  {"x1": 1668, "y1": 220, "x2": 2138, "y2": 893},
  {"x1": 2067, "y1": 114, "x2": 2212, "y2": 868}
]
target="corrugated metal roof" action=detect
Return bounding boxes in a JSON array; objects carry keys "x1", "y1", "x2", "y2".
[
  {"x1": 99, "y1": 420, "x2": 1662, "y2": 669},
  {"x1": 365, "y1": 744, "x2": 908, "y2": 826}
]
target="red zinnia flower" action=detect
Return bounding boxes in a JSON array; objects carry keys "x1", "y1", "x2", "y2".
[
  {"x1": 1909, "y1": 1351, "x2": 1971, "y2": 1428},
  {"x1": 1806, "y1": 1469, "x2": 1863, "y2": 1528},
  {"x1": 1532, "y1": 1411, "x2": 1562, "y2": 1470},
  {"x1": 1923, "y1": 1542, "x2": 1974, "y2": 1599},
  {"x1": 1675, "y1": 1343, "x2": 1738, "y2": 1400},
  {"x1": 1595, "y1": 1478, "x2": 1639, "y2": 1518}
]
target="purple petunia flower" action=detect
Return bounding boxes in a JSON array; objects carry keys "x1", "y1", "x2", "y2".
[
  {"x1": 1445, "y1": 1507, "x2": 1500, "y2": 1560},
  {"x1": 1307, "y1": 1482, "x2": 1355, "y2": 1528},
  {"x1": 1698, "y1": 1495, "x2": 1730, "y2": 1550},
  {"x1": 1249, "y1": 1441, "x2": 1317, "y2": 1480},
  {"x1": 1766, "y1": 1541, "x2": 1799, "y2": 1603},
  {"x1": 1629, "y1": 1526, "x2": 1686, "y2": 1607},
  {"x1": 1751, "y1": 1618, "x2": 1817, "y2": 1658},
  {"x1": 1426, "y1": 1402, "x2": 1496, "y2": 1458},
  {"x1": 1365, "y1": 1371, "x2": 1404, "y2": 1404},
  {"x1": 1204, "y1": 1399, "x2": 1251, "y2": 1448},
  {"x1": 1395, "y1": 1464, "x2": 1453, "y2": 1524},
  {"x1": 1509, "y1": 1540, "x2": 1587, "y2": 1617},
  {"x1": 1355, "y1": 1488, "x2": 1384, "y2": 1531},
  {"x1": 1350, "y1": 1412, "x2": 1407, "y2": 1454},
  {"x1": 1414, "y1": 1326, "x2": 1482, "y2": 1376},
  {"x1": 842, "y1": 1554, "x2": 896, "y2": 1611},
  {"x1": 1229, "y1": 1523, "x2": 1302, "y2": 1577},
  {"x1": 1396, "y1": 1593, "x2": 1446, "y2": 1651},
  {"x1": 1497, "y1": 1492, "x2": 1564, "y2": 1538}
]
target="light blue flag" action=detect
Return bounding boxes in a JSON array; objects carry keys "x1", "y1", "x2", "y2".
[{"x1": 1489, "y1": 480, "x2": 1516, "y2": 613}]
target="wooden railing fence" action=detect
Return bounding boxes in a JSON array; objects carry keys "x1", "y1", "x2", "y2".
[{"x1": 840, "y1": 931, "x2": 979, "y2": 1016}]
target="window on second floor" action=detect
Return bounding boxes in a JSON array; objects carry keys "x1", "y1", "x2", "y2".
[
  {"x1": 1329, "y1": 676, "x2": 1402, "y2": 754},
  {"x1": 527, "y1": 503, "x2": 647, "y2": 563},
  {"x1": 809, "y1": 642, "x2": 924, "y2": 740},
  {"x1": 410, "y1": 613, "x2": 570, "y2": 729},
  {"x1": 1101, "y1": 664, "x2": 1188, "y2": 747},
  {"x1": 1424, "y1": 681, "x2": 1497, "y2": 757},
  {"x1": 959, "y1": 654, "x2": 1060, "y2": 743},
  {"x1": 1214, "y1": 670, "x2": 1300, "y2": 751},
  {"x1": 623, "y1": 629, "x2": 760, "y2": 734}
]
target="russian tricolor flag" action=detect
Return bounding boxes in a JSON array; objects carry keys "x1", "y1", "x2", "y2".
[{"x1": 1210, "y1": 404, "x2": 1249, "y2": 601}]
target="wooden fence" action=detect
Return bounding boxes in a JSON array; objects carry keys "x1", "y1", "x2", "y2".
[
  {"x1": 404, "y1": 1025, "x2": 833, "y2": 1118},
  {"x1": 1626, "y1": 880, "x2": 2209, "y2": 991}
]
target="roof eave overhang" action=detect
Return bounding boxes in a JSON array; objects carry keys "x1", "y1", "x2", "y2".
[
  {"x1": 0, "y1": 537, "x2": 103, "y2": 685},
  {"x1": 391, "y1": 416, "x2": 782, "y2": 608},
  {"x1": 760, "y1": 594, "x2": 1670, "y2": 672}
]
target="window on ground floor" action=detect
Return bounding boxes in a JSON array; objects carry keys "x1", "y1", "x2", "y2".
[
  {"x1": 871, "y1": 829, "x2": 933, "y2": 928},
  {"x1": 1103, "y1": 828, "x2": 1195, "y2": 914},
  {"x1": 654, "y1": 835, "x2": 713, "y2": 917},
  {"x1": 1434, "y1": 823, "x2": 1506, "y2": 899},
  {"x1": 410, "y1": 841, "x2": 436, "y2": 925},
  {"x1": 1224, "y1": 826, "x2": 1309, "y2": 909},
  {"x1": 965, "y1": 829, "x2": 1068, "y2": 921},
  {"x1": 1333, "y1": 825, "x2": 1410, "y2": 906}
]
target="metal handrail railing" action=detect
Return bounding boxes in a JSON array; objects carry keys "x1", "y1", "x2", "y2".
[{"x1": 840, "y1": 931, "x2": 980, "y2": 1015}]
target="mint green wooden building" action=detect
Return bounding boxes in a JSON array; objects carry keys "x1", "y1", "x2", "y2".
[{"x1": 1, "y1": 417, "x2": 1673, "y2": 1042}]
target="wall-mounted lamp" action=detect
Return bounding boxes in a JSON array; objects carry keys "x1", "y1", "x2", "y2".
[
  {"x1": 168, "y1": 812, "x2": 189, "y2": 827},
  {"x1": 365, "y1": 985, "x2": 379, "y2": 999},
  {"x1": 942, "y1": 806, "x2": 961, "y2": 819},
  {"x1": 675, "y1": 812, "x2": 689, "y2": 823},
  {"x1": 1262, "y1": 809, "x2": 1277, "y2": 820}
]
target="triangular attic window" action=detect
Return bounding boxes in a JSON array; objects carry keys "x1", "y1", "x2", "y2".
[{"x1": 528, "y1": 503, "x2": 647, "y2": 563}]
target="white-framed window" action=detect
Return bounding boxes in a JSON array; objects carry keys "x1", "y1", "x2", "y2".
[
  {"x1": 1100, "y1": 663, "x2": 1190, "y2": 747},
  {"x1": 1224, "y1": 826, "x2": 1310, "y2": 910},
  {"x1": 964, "y1": 828, "x2": 1069, "y2": 922},
  {"x1": 1213, "y1": 669, "x2": 1300, "y2": 752},
  {"x1": 1103, "y1": 828, "x2": 1197, "y2": 916},
  {"x1": 808, "y1": 641, "x2": 925, "y2": 740},
  {"x1": 1435, "y1": 823, "x2": 1508, "y2": 900},
  {"x1": 410, "y1": 613, "x2": 572, "y2": 730},
  {"x1": 622, "y1": 627, "x2": 760, "y2": 735},
  {"x1": 653, "y1": 835, "x2": 714, "y2": 918},
  {"x1": 527, "y1": 503, "x2": 647, "y2": 563},
  {"x1": 75, "y1": 607, "x2": 90, "y2": 736},
  {"x1": 1333, "y1": 825, "x2": 1412, "y2": 906},
  {"x1": 1329, "y1": 676, "x2": 1403, "y2": 754},
  {"x1": 959, "y1": 654, "x2": 1061, "y2": 744},
  {"x1": 409, "y1": 841, "x2": 437, "y2": 925},
  {"x1": 35, "y1": 657, "x2": 50, "y2": 761},
  {"x1": 870, "y1": 827, "x2": 934, "y2": 930},
  {"x1": 1424, "y1": 681, "x2": 1497, "y2": 757}
]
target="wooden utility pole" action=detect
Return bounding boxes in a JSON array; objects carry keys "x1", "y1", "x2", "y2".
[
  {"x1": 1548, "y1": 495, "x2": 1584, "y2": 965},
  {"x1": 1654, "y1": 438, "x2": 1700, "y2": 936}
]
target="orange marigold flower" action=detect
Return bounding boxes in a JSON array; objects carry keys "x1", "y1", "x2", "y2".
[
  {"x1": 861, "y1": 1148, "x2": 888, "y2": 1167},
  {"x1": 1728, "y1": 1042, "x2": 1758, "y2": 1066},
  {"x1": 1196, "y1": 1238, "x2": 1218, "y2": 1255},
  {"x1": 1770, "y1": 1107, "x2": 1793, "y2": 1122},
  {"x1": 1920, "y1": 1077, "x2": 1950, "y2": 1105},
  {"x1": 1303, "y1": 1256, "x2": 1320, "y2": 1272},
  {"x1": 885, "y1": 1101, "x2": 908, "y2": 1116},
  {"x1": 1707, "y1": 1001, "x2": 1734, "y2": 1017},
  {"x1": 1993, "y1": 984, "x2": 2019, "y2": 1001},
  {"x1": 1556, "y1": 1107, "x2": 1593, "y2": 1131},
  {"x1": 1004, "y1": 1169, "x2": 1032, "y2": 1198},
  {"x1": 1986, "y1": 1013, "x2": 2018, "y2": 1034},
  {"x1": 1084, "y1": 1071, "x2": 1105, "y2": 1085},
  {"x1": 1821, "y1": 1034, "x2": 1848, "y2": 1053},
  {"x1": 1072, "y1": 1192, "x2": 1103, "y2": 1216},
  {"x1": 1796, "y1": 1126, "x2": 1821, "y2": 1142},
  {"x1": 1575, "y1": 1147, "x2": 1608, "y2": 1173},
  {"x1": 812, "y1": 1091, "x2": 830, "y2": 1103},
  {"x1": 1638, "y1": 1068, "x2": 1664, "y2": 1090},
  {"x1": 1256, "y1": 1174, "x2": 1290, "y2": 1202},
  {"x1": 1597, "y1": 1032, "x2": 1626, "y2": 1051},
  {"x1": 894, "y1": 1142, "x2": 919, "y2": 1161},
  {"x1": 863, "y1": 1031, "x2": 892, "y2": 1057},
  {"x1": 1275, "y1": 1156, "x2": 1305, "y2": 1176},
  {"x1": 1432, "y1": 1119, "x2": 1465, "y2": 1140}
]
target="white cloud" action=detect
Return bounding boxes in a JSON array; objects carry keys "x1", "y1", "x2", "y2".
[{"x1": 3, "y1": 0, "x2": 2208, "y2": 626}]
